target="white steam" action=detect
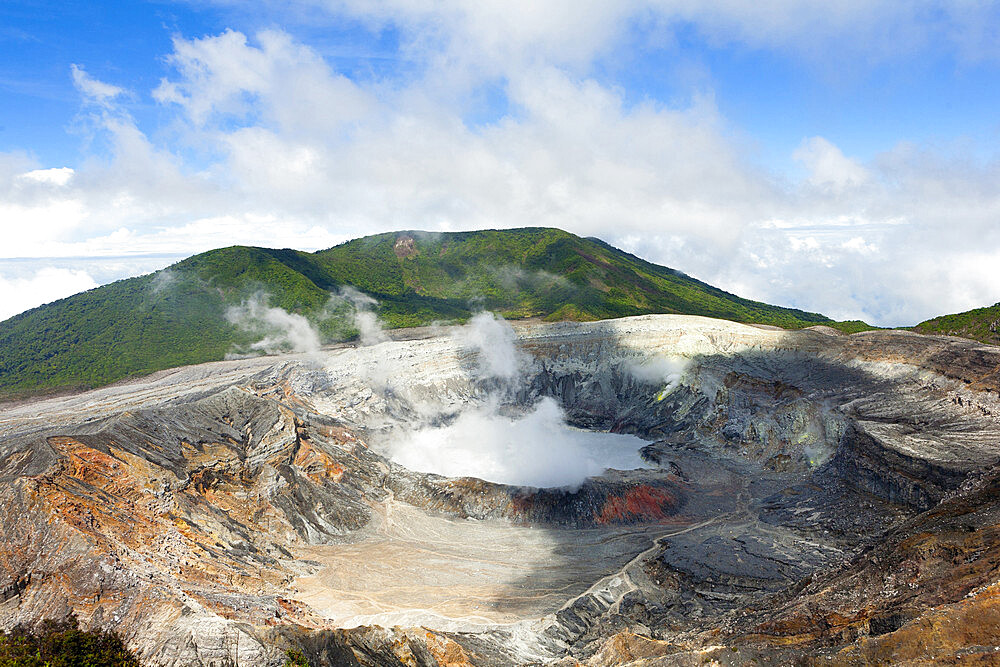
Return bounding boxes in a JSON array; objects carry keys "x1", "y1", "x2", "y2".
[
  {"x1": 225, "y1": 293, "x2": 321, "y2": 356},
  {"x1": 627, "y1": 355, "x2": 689, "y2": 400},
  {"x1": 379, "y1": 311, "x2": 650, "y2": 488},
  {"x1": 149, "y1": 269, "x2": 176, "y2": 295},
  {"x1": 387, "y1": 398, "x2": 648, "y2": 488},
  {"x1": 493, "y1": 266, "x2": 573, "y2": 293},
  {"x1": 333, "y1": 286, "x2": 388, "y2": 346},
  {"x1": 224, "y1": 286, "x2": 388, "y2": 358},
  {"x1": 457, "y1": 311, "x2": 526, "y2": 380}
]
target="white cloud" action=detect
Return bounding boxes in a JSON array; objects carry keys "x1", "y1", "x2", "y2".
[
  {"x1": 841, "y1": 236, "x2": 877, "y2": 254},
  {"x1": 2, "y1": 13, "x2": 1000, "y2": 327},
  {"x1": 0, "y1": 267, "x2": 99, "y2": 321},
  {"x1": 70, "y1": 64, "x2": 125, "y2": 104},
  {"x1": 0, "y1": 198, "x2": 88, "y2": 256},
  {"x1": 154, "y1": 29, "x2": 373, "y2": 134},
  {"x1": 303, "y1": 0, "x2": 1000, "y2": 71},
  {"x1": 19, "y1": 167, "x2": 74, "y2": 186},
  {"x1": 793, "y1": 136, "x2": 869, "y2": 190}
]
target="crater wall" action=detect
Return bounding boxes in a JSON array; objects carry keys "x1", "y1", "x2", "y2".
[{"x1": 1, "y1": 315, "x2": 999, "y2": 665}]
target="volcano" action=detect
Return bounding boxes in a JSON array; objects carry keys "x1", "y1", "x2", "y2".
[{"x1": 2, "y1": 314, "x2": 999, "y2": 665}]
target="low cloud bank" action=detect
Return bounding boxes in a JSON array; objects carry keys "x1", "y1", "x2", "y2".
[{"x1": 0, "y1": 267, "x2": 99, "y2": 322}]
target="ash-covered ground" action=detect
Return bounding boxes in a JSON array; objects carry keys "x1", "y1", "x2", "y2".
[{"x1": 2, "y1": 314, "x2": 1000, "y2": 665}]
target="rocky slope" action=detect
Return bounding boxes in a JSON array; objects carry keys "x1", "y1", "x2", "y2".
[{"x1": 1, "y1": 315, "x2": 999, "y2": 665}]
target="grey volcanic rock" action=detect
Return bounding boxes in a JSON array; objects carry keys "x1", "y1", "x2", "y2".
[{"x1": 1, "y1": 315, "x2": 1000, "y2": 665}]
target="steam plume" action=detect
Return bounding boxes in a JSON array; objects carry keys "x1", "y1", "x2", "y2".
[
  {"x1": 456, "y1": 311, "x2": 526, "y2": 381},
  {"x1": 333, "y1": 286, "x2": 388, "y2": 346},
  {"x1": 149, "y1": 269, "x2": 176, "y2": 294},
  {"x1": 225, "y1": 293, "x2": 322, "y2": 356},
  {"x1": 378, "y1": 311, "x2": 649, "y2": 488},
  {"x1": 626, "y1": 355, "x2": 688, "y2": 400}
]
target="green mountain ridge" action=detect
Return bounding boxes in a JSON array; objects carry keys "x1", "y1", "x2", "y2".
[
  {"x1": 913, "y1": 302, "x2": 1000, "y2": 345},
  {"x1": 0, "y1": 227, "x2": 870, "y2": 399}
]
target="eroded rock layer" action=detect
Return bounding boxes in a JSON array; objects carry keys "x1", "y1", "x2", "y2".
[{"x1": 1, "y1": 315, "x2": 1000, "y2": 665}]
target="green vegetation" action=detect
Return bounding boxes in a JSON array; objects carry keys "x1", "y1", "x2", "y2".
[
  {"x1": 0, "y1": 227, "x2": 870, "y2": 399},
  {"x1": 0, "y1": 616, "x2": 140, "y2": 666},
  {"x1": 283, "y1": 648, "x2": 311, "y2": 666},
  {"x1": 913, "y1": 302, "x2": 1000, "y2": 345},
  {"x1": 316, "y1": 228, "x2": 839, "y2": 328}
]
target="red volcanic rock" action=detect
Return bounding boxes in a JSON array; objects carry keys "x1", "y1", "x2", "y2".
[{"x1": 596, "y1": 485, "x2": 680, "y2": 525}]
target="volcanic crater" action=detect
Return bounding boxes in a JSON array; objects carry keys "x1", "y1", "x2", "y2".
[{"x1": 2, "y1": 314, "x2": 1000, "y2": 665}]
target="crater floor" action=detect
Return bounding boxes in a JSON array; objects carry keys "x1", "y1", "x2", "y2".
[{"x1": 291, "y1": 500, "x2": 664, "y2": 630}]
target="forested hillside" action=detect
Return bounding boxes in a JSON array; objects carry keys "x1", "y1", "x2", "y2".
[{"x1": 0, "y1": 228, "x2": 868, "y2": 398}]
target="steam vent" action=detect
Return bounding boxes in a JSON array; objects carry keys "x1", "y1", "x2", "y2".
[{"x1": 3, "y1": 314, "x2": 1000, "y2": 665}]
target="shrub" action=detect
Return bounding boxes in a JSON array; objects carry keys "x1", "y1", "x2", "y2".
[
  {"x1": 283, "y1": 648, "x2": 311, "y2": 666},
  {"x1": 0, "y1": 615, "x2": 140, "y2": 666}
]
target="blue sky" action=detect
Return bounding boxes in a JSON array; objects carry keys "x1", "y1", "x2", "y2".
[
  {"x1": 1, "y1": 1, "x2": 197, "y2": 164},
  {"x1": 0, "y1": 1, "x2": 415, "y2": 163},
  {"x1": 2, "y1": 1, "x2": 1000, "y2": 325},
  {"x1": 6, "y1": 1, "x2": 1000, "y2": 170}
]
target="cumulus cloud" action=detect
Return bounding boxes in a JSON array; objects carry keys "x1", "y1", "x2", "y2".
[
  {"x1": 793, "y1": 137, "x2": 869, "y2": 191},
  {"x1": 154, "y1": 29, "x2": 374, "y2": 134},
  {"x1": 19, "y1": 168, "x2": 74, "y2": 187},
  {"x1": 2, "y1": 6, "x2": 1000, "y2": 326}
]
